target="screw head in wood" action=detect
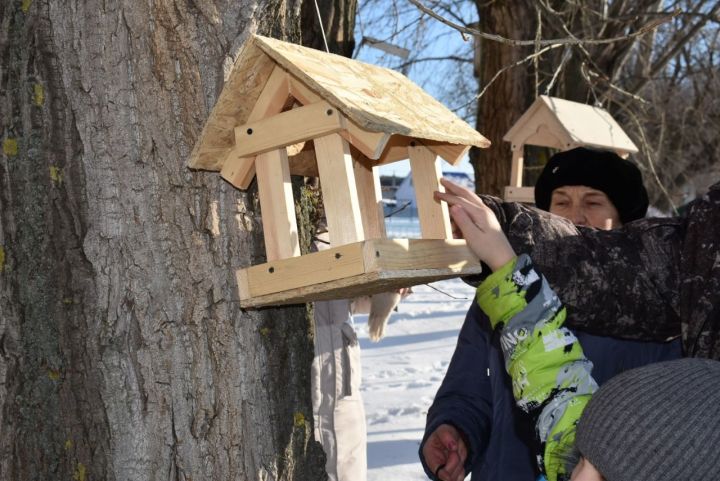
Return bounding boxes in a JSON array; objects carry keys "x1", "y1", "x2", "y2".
[
  {"x1": 326, "y1": 109, "x2": 333, "y2": 116},
  {"x1": 247, "y1": 128, "x2": 253, "y2": 135}
]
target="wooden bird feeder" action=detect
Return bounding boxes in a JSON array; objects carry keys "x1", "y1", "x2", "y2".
[
  {"x1": 188, "y1": 35, "x2": 490, "y2": 307},
  {"x1": 503, "y1": 95, "x2": 639, "y2": 203}
]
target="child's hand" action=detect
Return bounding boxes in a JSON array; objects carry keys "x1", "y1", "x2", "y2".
[{"x1": 434, "y1": 177, "x2": 516, "y2": 271}]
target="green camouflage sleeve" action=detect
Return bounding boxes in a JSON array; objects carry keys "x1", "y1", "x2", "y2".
[{"x1": 476, "y1": 254, "x2": 598, "y2": 481}]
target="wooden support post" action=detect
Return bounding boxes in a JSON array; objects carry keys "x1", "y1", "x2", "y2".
[
  {"x1": 221, "y1": 66, "x2": 290, "y2": 190},
  {"x1": 353, "y1": 154, "x2": 386, "y2": 239},
  {"x1": 255, "y1": 148, "x2": 301, "y2": 261},
  {"x1": 314, "y1": 133, "x2": 365, "y2": 246},
  {"x1": 509, "y1": 146, "x2": 524, "y2": 187},
  {"x1": 425, "y1": 141, "x2": 472, "y2": 165},
  {"x1": 408, "y1": 143, "x2": 453, "y2": 239}
]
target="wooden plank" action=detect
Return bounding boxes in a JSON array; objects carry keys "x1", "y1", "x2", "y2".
[
  {"x1": 221, "y1": 65, "x2": 291, "y2": 190},
  {"x1": 425, "y1": 142, "x2": 471, "y2": 165},
  {"x1": 408, "y1": 144, "x2": 453, "y2": 239},
  {"x1": 255, "y1": 148, "x2": 301, "y2": 261},
  {"x1": 353, "y1": 154, "x2": 386, "y2": 239},
  {"x1": 232, "y1": 101, "x2": 347, "y2": 158},
  {"x1": 288, "y1": 75, "x2": 390, "y2": 160},
  {"x1": 504, "y1": 186, "x2": 535, "y2": 203},
  {"x1": 362, "y1": 238, "x2": 480, "y2": 271},
  {"x1": 509, "y1": 147, "x2": 524, "y2": 187},
  {"x1": 341, "y1": 124, "x2": 391, "y2": 160},
  {"x1": 188, "y1": 42, "x2": 276, "y2": 171},
  {"x1": 288, "y1": 74, "x2": 320, "y2": 104},
  {"x1": 236, "y1": 238, "x2": 483, "y2": 307},
  {"x1": 541, "y1": 95, "x2": 638, "y2": 153},
  {"x1": 241, "y1": 242, "x2": 368, "y2": 298},
  {"x1": 239, "y1": 270, "x2": 468, "y2": 307},
  {"x1": 522, "y1": 124, "x2": 566, "y2": 150},
  {"x1": 374, "y1": 135, "x2": 415, "y2": 164},
  {"x1": 314, "y1": 133, "x2": 365, "y2": 246}
]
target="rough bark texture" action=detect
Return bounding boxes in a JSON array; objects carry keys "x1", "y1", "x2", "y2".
[
  {"x1": 471, "y1": 0, "x2": 536, "y2": 197},
  {"x1": 301, "y1": 0, "x2": 356, "y2": 56},
  {"x1": 0, "y1": 1, "x2": 332, "y2": 480}
]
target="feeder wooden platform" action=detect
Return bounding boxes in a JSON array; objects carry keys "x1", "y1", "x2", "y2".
[{"x1": 237, "y1": 239, "x2": 482, "y2": 307}]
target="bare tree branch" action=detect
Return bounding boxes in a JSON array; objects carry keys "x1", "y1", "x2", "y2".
[
  {"x1": 393, "y1": 55, "x2": 472, "y2": 70},
  {"x1": 408, "y1": 0, "x2": 679, "y2": 47},
  {"x1": 620, "y1": 1, "x2": 720, "y2": 98},
  {"x1": 473, "y1": 43, "x2": 564, "y2": 103},
  {"x1": 545, "y1": 46, "x2": 572, "y2": 95}
]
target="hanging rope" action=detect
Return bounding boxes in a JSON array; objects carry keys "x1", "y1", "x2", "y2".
[{"x1": 313, "y1": 0, "x2": 330, "y2": 53}]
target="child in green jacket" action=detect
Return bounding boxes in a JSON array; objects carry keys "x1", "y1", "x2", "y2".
[
  {"x1": 434, "y1": 177, "x2": 595, "y2": 481},
  {"x1": 434, "y1": 177, "x2": 720, "y2": 481}
]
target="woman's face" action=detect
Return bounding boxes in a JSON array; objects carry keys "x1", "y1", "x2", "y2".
[
  {"x1": 571, "y1": 457, "x2": 604, "y2": 481},
  {"x1": 549, "y1": 186, "x2": 622, "y2": 230}
]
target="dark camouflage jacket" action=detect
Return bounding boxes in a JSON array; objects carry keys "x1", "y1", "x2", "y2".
[{"x1": 480, "y1": 181, "x2": 720, "y2": 359}]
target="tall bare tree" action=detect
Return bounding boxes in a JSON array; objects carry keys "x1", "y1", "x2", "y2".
[
  {"x1": 0, "y1": 1, "x2": 352, "y2": 480},
  {"x1": 471, "y1": 0, "x2": 537, "y2": 197}
]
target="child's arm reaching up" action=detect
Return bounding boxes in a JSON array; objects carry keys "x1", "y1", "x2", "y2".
[{"x1": 435, "y1": 178, "x2": 598, "y2": 481}]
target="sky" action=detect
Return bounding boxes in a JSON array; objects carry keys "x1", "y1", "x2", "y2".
[{"x1": 375, "y1": 157, "x2": 475, "y2": 179}]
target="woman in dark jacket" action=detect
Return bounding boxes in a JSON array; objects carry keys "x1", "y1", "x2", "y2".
[{"x1": 420, "y1": 149, "x2": 685, "y2": 481}]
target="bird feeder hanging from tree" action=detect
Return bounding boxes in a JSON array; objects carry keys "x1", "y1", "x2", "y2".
[
  {"x1": 188, "y1": 35, "x2": 490, "y2": 308},
  {"x1": 503, "y1": 95, "x2": 639, "y2": 203}
]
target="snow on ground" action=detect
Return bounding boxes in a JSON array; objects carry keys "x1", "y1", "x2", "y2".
[{"x1": 354, "y1": 278, "x2": 477, "y2": 481}]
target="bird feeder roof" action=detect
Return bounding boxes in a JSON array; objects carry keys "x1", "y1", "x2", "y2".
[
  {"x1": 503, "y1": 95, "x2": 638, "y2": 154},
  {"x1": 188, "y1": 35, "x2": 489, "y2": 172}
]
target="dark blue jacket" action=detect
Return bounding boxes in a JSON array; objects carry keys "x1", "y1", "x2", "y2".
[{"x1": 419, "y1": 301, "x2": 682, "y2": 481}]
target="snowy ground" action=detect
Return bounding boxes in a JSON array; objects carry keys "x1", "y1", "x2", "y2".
[{"x1": 354, "y1": 277, "x2": 477, "y2": 481}]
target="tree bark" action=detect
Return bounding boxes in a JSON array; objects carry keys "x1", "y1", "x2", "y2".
[
  {"x1": 0, "y1": 1, "x2": 336, "y2": 480},
  {"x1": 471, "y1": 0, "x2": 537, "y2": 196},
  {"x1": 301, "y1": 0, "x2": 357, "y2": 56}
]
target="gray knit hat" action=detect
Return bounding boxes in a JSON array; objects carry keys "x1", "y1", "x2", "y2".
[{"x1": 576, "y1": 358, "x2": 720, "y2": 481}]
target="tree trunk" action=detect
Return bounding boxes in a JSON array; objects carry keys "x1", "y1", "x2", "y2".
[
  {"x1": 471, "y1": 0, "x2": 536, "y2": 196},
  {"x1": 0, "y1": 1, "x2": 334, "y2": 480},
  {"x1": 301, "y1": 0, "x2": 357, "y2": 56}
]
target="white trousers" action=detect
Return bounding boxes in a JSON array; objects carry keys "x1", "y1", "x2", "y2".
[{"x1": 311, "y1": 299, "x2": 367, "y2": 481}]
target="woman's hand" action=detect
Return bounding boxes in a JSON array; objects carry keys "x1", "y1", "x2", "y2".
[{"x1": 434, "y1": 177, "x2": 516, "y2": 271}]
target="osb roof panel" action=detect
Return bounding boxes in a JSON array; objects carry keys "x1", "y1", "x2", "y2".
[
  {"x1": 187, "y1": 36, "x2": 490, "y2": 171},
  {"x1": 504, "y1": 96, "x2": 638, "y2": 153},
  {"x1": 255, "y1": 36, "x2": 489, "y2": 148},
  {"x1": 188, "y1": 38, "x2": 277, "y2": 171}
]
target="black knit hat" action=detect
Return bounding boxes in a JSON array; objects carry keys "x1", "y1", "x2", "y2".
[
  {"x1": 576, "y1": 358, "x2": 720, "y2": 481},
  {"x1": 534, "y1": 147, "x2": 649, "y2": 223}
]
